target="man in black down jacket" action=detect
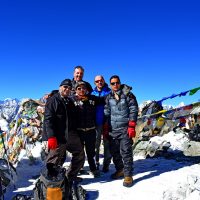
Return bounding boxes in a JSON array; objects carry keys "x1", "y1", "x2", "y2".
[
  {"x1": 104, "y1": 75, "x2": 138, "y2": 187},
  {"x1": 71, "y1": 81, "x2": 102, "y2": 178},
  {"x1": 44, "y1": 79, "x2": 85, "y2": 182}
]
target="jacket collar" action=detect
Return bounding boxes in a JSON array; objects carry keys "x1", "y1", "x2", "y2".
[{"x1": 94, "y1": 83, "x2": 110, "y2": 92}]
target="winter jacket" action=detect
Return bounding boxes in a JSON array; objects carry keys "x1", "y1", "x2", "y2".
[
  {"x1": 104, "y1": 84, "x2": 138, "y2": 136},
  {"x1": 91, "y1": 84, "x2": 111, "y2": 126},
  {"x1": 71, "y1": 95, "x2": 103, "y2": 129},
  {"x1": 71, "y1": 79, "x2": 93, "y2": 94},
  {"x1": 44, "y1": 93, "x2": 76, "y2": 144}
]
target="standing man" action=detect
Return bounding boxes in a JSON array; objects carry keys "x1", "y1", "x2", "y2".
[
  {"x1": 71, "y1": 65, "x2": 93, "y2": 94},
  {"x1": 71, "y1": 81, "x2": 101, "y2": 178},
  {"x1": 44, "y1": 79, "x2": 85, "y2": 183},
  {"x1": 91, "y1": 75, "x2": 112, "y2": 172},
  {"x1": 104, "y1": 75, "x2": 138, "y2": 187}
]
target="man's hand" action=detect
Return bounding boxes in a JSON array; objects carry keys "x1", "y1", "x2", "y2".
[
  {"x1": 48, "y1": 137, "x2": 58, "y2": 150},
  {"x1": 127, "y1": 121, "x2": 136, "y2": 138}
]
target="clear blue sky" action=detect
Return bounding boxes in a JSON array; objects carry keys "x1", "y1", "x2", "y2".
[{"x1": 0, "y1": 0, "x2": 200, "y2": 106}]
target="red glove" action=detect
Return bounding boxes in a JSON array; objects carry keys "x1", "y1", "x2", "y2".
[
  {"x1": 48, "y1": 137, "x2": 58, "y2": 150},
  {"x1": 103, "y1": 123, "x2": 109, "y2": 139},
  {"x1": 127, "y1": 121, "x2": 136, "y2": 138}
]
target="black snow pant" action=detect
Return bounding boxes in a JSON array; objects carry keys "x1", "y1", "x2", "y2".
[
  {"x1": 78, "y1": 129, "x2": 97, "y2": 172},
  {"x1": 109, "y1": 132, "x2": 133, "y2": 177},
  {"x1": 46, "y1": 131, "x2": 85, "y2": 181}
]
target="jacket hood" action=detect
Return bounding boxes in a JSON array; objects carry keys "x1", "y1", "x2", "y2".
[{"x1": 121, "y1": 84, "x2": 132, "y2": 95}]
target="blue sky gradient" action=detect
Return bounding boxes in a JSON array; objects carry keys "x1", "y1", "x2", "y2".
[{"x1": 0, "y1": 0, "x2": 199, "y2": 106}]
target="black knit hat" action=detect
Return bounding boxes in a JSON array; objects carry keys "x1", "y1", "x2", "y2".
[{"x1": 59, "y1": 79, "x2": 72, "y2": 87}]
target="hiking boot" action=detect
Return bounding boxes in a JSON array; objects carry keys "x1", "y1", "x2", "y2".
[
  {"x1": 110, "y1": 170, "x2": 124, "y2": 179},
  {"x1": 102, "y1": 165, "x2": 109, "y2": 173},
  {"x1": 91, "y1": 170, "x2": 101, "y2": 178},
  {"x1": 123, "y1": 176, "x2": 133, "y2": 187},
  {"x1": 79, "y1": 168, "x2": 89, "y2": 175}
]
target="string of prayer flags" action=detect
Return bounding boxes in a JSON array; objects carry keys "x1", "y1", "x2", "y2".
[{"x1": 156, "y1": 86, "x2": 200, "y2": 104}]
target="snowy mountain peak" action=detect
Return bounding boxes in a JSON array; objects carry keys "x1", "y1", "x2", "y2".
[
  {"x1": 176, "y1": 102, "x2": 185, "y2": 108},
  {"x1": 0, "y1": 98, "x2": 20, "y2": 122}
]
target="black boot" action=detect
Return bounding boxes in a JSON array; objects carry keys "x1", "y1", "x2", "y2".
[{"x1": 102, "y1": 164, "x2": 109, "y2": 173}]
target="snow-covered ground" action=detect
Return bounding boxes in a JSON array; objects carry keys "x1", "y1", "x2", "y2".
[{"x1": 3, "y1": 142, "x2": 200, "y2": 200}]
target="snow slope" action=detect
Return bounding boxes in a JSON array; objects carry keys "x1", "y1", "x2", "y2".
[{"x1": 4, "y1": 142, "x2": 200, "y2": 200}]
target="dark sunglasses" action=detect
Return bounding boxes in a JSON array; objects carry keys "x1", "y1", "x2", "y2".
[
  {"x1": 63, "y1": 85, "x2": 72, "y2": 90},
  {"x1": 110, "y1": 82, "x2": 120, "y2": 86},
  {"x1": 95, "y1": 80, "x2": 103, "y2": 83},
  {"x1": 77, "y1": 87, "x2": 86, "y2": 91}
]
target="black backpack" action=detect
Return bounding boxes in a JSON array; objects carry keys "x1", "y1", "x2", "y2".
[
  {"x1": 34, "y1": 166, "x2": 70, "y2": 200},
  {"x1": 33, "y1": 166, "x2": 86, "y2": 200},
  {"x1": 188, "y1": 124, "x2": 200, "y2": 142}
]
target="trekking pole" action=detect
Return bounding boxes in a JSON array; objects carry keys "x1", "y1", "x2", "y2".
[{"x1": 0, "y1": 131, "x2": 16, "y2": 189}]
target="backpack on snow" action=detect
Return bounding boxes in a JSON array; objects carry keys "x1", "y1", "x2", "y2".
[
  {"x1": 33, "y1": 166, "x2": 86, "y2": 200},
  {"x1": 33, "y1": 166, "x2": 70, "y2": 200},
  {"x1": 188, "y1": 124, "x2": 200, "y2": 142}
]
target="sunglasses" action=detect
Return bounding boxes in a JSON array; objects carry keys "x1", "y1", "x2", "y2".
[
  {"x1": 110, "y1": 82, "x2": 120, "y2": 86},
  {"x1": 77, "y1": 87, "x2": 86, "y2": 91},
  {"x1": 95, "y1": 80, "x2": 103, "y2": 83},
  {"x1": 63, "y1": 85, "x2": 72, "y2": 90}
]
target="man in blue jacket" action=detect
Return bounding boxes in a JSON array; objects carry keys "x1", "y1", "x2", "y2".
[{"x1": 91, "y1": 75, "x2": 112, "y2": 172}]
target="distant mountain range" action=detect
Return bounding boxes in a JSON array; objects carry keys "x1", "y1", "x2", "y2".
[
  {"x1": 0, "y1": 97, "x2": 187, "y2": 132},
  {"x1": 0, "y1": 98, "x2": 178, "y2": 122},
  {"x1": 0, "y1": 98, "x2": 20, "y2": 123},
  {"x1": 139, "y1": 100, "x2": 179, "y2": 112}
]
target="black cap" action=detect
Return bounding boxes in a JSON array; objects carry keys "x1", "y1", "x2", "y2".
[
  {"x1": 75, "y1": 81, "x2": 86, "y2": 89},
  {"x1": 59, "y1": 79, "x2": 72, "y2": 87}
]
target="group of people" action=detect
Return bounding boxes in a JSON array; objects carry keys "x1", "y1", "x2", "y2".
[{"x1": 43, "y1": 65, "x2": 139, "y2": 188}]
